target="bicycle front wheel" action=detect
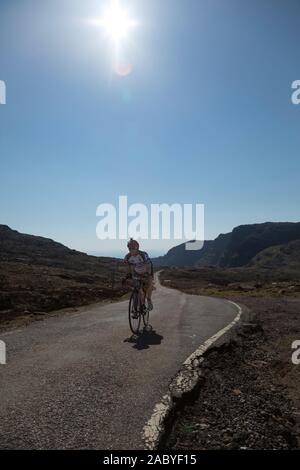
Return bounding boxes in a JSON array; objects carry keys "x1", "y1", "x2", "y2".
[{"x1": 129, "y1": 291, "x2": 141, "y2": 334}]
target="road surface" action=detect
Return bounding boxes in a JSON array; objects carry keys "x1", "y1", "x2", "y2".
[{"x1": 0, "y1": 274, "x2": 239, "y2": 449}]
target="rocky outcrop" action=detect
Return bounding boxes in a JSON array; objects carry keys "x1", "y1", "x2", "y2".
[{"x1": 153, "y1": 222, "x2": 300, "y2": 269}]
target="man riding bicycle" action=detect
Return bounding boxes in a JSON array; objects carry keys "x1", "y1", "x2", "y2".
[{"x1": 123, "y1": 238, "x2": 154, "y2": 314}]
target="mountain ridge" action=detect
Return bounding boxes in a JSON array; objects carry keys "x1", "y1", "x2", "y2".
[{"x1": 153, "y1": 222, "x2": 300, "y2": 268}]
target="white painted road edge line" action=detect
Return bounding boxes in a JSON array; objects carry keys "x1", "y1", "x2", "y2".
[
  {"x1": 183, "y1": 300, "x2": 242, "y2": 366},
  {"x1": 142, "y1": 299, "x2": 242, "y2": 450}
]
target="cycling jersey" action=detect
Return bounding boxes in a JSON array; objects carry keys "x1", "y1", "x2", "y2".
[{"x1": 124, "y1": 251, "x2": 153, "y2": 276}]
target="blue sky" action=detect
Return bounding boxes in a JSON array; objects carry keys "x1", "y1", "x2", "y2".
[{"x1": 1, "y1": 0, "x2": 300, "y2": 257}]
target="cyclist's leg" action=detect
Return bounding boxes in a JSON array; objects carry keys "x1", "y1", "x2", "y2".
[
  {"x1": 139, "y1": 284, "x2": 146, "y2": 307},
  {"x1": 145, "y1": 278, "x2": 153, "y2": 299},
  {"x1": 144, "y1": 270, "x2": 154, "y2": 309},
  {"x1": 129, "y1": 277, "x2": 140, "y2": 314}
]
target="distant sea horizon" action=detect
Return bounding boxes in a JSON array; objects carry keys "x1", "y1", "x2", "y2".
[{"x1": 87, "y1": 249, "x2": 166, "y2": 259}]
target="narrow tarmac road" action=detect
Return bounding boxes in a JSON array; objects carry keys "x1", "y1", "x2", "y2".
[{"x1": 0, "y1": 274, "x2": 239, "y2": 449}]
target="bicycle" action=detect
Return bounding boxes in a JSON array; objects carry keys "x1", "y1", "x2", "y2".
[{"x1": 128, "y1": 278, "x2": 151, "y2": 335}]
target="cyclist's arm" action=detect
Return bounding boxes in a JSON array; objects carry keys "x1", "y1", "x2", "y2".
[
  {"x1": 123, "y1": 254, "x2": 133, "y2": 278},
  {"x1": 149, "y1": 259, "x2": 154, "y2": 277},
  {"x1": 139, "y1": 251, "x2": 153, "y2": 275}
]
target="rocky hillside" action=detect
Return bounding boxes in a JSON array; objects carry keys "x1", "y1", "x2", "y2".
[
  {"x1": 0, "y1": 225, "x2": 126, "y2": 326},
  {"x1": 154, "y1": 222, "x2": 300, "y2": 269},
  {"x1": 248, "y1": 239, "x2": 300, "y2": 273},
  {"x1": 219, "y1": 222, "x2": 300, "y2": 267},
  {"x1": 154, "y1": 240, "x2": 211, "y2": 267},
  {"x1": 0, "y1": 224, "x2": 112, "y2": 269}
]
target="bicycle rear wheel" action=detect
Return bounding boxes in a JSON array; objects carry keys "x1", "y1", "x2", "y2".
[{"x1": 129, "y1": 290, "x2": 141, "y2": 334}]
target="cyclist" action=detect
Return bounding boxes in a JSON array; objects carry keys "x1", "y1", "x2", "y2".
[{"x1": 123, "y1": 238, "x2": 154, "y2": 313}]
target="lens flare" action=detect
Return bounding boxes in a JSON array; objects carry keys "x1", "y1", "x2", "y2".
[{"x1": 115, "y1": 63, "x2": 133, "y2": 76}]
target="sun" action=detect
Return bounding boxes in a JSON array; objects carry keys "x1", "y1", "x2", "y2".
[
  {"x1": 88, "y1": 1, "x2": 138, "y2": 76},
  {"x1": 99, "y1": 0, "x2": 137, "y2": 43}
]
